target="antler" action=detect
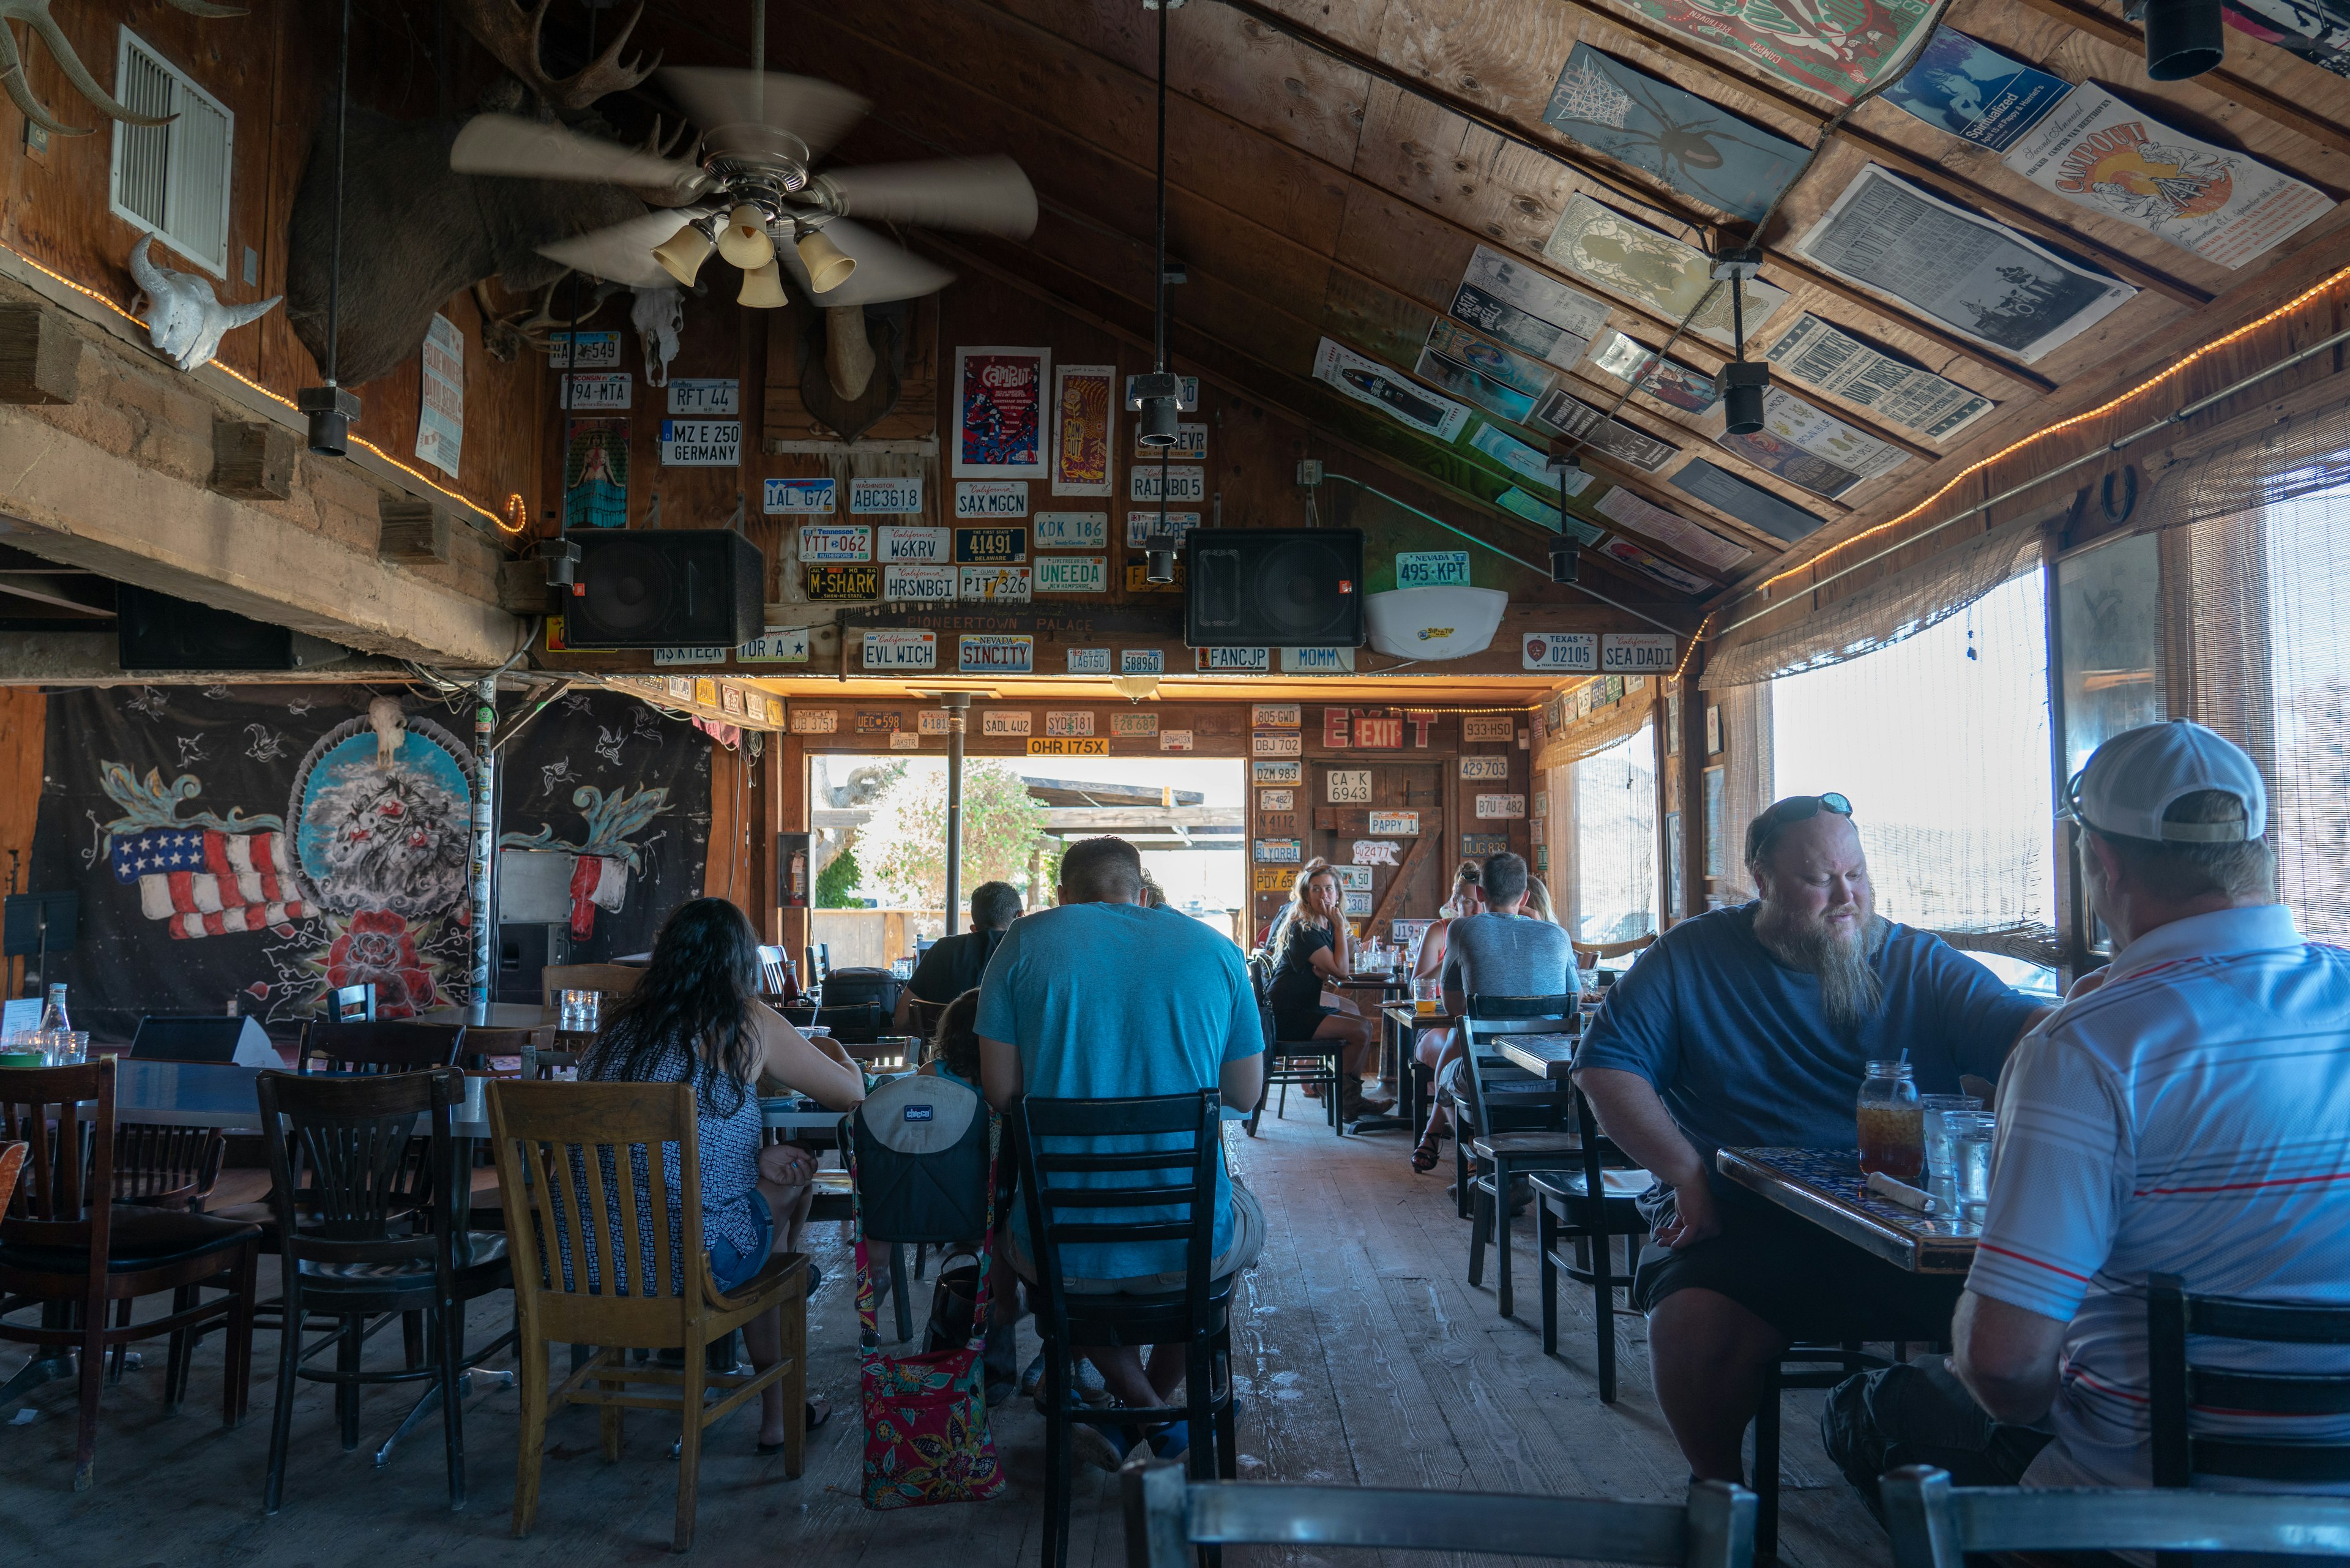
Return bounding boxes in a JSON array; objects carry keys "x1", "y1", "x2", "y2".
[
  {"x1": 452, "y1": 0, "x2": 660, "y2": 113},
  {"x1": 0, "y1": 0, "x2": 174, "y2": 136}
]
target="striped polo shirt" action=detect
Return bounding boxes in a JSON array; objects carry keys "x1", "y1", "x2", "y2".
[{"x1": 1966, "y1": 903, "x2": 2350, "y2": 1490}]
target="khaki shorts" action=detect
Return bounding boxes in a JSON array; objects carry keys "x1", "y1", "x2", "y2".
[{"x1": 1007, "y1": 1180, "x2": 1265, "y2": 1294}]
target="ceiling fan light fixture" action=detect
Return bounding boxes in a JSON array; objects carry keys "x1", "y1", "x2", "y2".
[
  {"x1": 717, "y1": 202, "x2": 777, "y2": 269},
  {"x1": 652, "y1": 220, "x2": 715, "y2": 287},
  {"x1": 2138, "y1": 0, "x2": 2224, "y2": 78},
  {"x1": 737, "y1": 259, "x2": 788, "y2": 309},
  {"x1": 795, "y1": 226, "x2": 857, "y2": 293}
]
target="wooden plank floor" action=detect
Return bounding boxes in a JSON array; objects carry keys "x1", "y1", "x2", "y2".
[{"x1": 2, "y1": 1110, "x2": 1891, "y2": 1567}]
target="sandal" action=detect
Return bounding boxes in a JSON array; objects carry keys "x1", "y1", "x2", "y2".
[
  {"x1": 756, "y1": 1395, "x2": 832, "y2": 1455},
  {"x1": 1411, "y1": 1143, "x2": 1441, "y2": 1173}
]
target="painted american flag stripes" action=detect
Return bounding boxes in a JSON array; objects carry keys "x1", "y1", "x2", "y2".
[{"x1": 108, "y1": 826, "x2": 310, "y2": 939}]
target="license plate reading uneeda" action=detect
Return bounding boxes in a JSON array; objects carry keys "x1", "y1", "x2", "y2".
[{"x1": 802, "y1": 564, "x2": 878, "y2": 600}]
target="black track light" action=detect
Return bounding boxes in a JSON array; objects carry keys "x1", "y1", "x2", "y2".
[
  {"x1": 2135, "y1": 0, "x2": 2223, "y2": 79},
  {"x1": 1548, "y1": 530, "x2": 1580, "y2": 585},
  {"x1": 299, "y1": 386, "x2": 360, "y2": 457},
  {"x1": 1717, "y1": 360, "x2": 1769, "y2": 436},
  {"x1": 1147, "y1": 545, "x2": 1177, "y2": 584}
]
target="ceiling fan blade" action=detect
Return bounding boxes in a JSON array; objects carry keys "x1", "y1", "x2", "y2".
[
  {"x1": 776, "y1": 218, "x2": 954, "y2": 307},
  {"x1": 451, "y1": 113, "x2": 703, "y2": 198},
  {"x1": 537, "y1": 206, "x2": 720, "y2": 289},
  {"x1": 813, "y1": 155, "x2": 1038, "y2": 237},
  {"x1": 660, "y1": 67, "x2": 867, "y2": 160}
]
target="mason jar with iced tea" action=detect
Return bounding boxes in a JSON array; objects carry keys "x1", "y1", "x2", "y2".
[{"x1": 1857, "y1": 1058, "x2": 1924, "y2": 1181}]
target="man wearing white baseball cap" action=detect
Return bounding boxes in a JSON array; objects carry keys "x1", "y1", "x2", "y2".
[{"x1": 1824, "y1": 719, "x2": 2350, "y2": 1502}]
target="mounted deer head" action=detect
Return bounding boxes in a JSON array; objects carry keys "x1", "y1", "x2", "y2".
[
  {"x1": 450, "y1": 0, "x2": 659, "y2": 113},
  {"x1": 0, "y1": 0, "x2": 241, "y2": 136},
  {"x1": 127, "y1": 235, "x2": 280, "y2": 372}
]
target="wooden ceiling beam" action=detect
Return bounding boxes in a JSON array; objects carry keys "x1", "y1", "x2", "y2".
[
  {"x1": 1208, "y1": 0, "x2": 2210, "y2": 308},
  {"x1": 2002, "y1": 0, "x2": 2350, "y2": 159},
  {"x1": 711, "y1": 0, "x2": 1841, "y2": 543}
]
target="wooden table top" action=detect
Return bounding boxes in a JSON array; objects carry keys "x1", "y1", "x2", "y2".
[
  {"x1": 1716, "y1": 1146, "x2": 1981, "y2": 1274},
  {"x1": 1331, "y1": 974, "x2": 1404, "y2": 990},
  {"x1": 1496, "y1": 1033, "x2": 1578, "y2": 1081},
  {"x1": 417, "y1": 1003, "x2": 555, "y2": 1030}
]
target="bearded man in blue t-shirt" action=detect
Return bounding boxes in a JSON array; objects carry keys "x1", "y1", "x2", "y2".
[{"x1": 1575, "y1": 794, "x2": 2049, "y2": 1485}]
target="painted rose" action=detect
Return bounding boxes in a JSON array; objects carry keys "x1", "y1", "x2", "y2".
[{"x1": 324, "y1": 908, "x2": 436, "y2": 1018}]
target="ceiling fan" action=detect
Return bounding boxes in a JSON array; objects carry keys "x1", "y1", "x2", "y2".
[{"x1": 448, "y1": 65, "x2": 1037, "y2": 308}]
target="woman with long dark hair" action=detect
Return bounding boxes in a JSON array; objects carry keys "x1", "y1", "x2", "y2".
[{"x1": 583, "y1": 896, "x2": 864, "y2": 1449}]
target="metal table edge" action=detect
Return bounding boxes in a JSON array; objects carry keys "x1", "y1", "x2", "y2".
[{"x1": 1715, "y1": 1146, "x2": 1927, "y2": 1273}]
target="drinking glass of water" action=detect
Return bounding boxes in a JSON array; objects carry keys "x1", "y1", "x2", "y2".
[
  {"x1": 1920, "y1": 1094, "x2": 1983, "y2": 1190},
  {"x1": 1945, "y1": 1111, "x2": 1997, "y2": 1223}
]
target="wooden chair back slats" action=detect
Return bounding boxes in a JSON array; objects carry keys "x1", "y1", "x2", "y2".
[
  {"x1": 255, "y1": 1069, "x2": 458, "y2": 1267},
  {"x1": 1880, "y1": 1465, "x2": 2350, "y2": 1568},
  {"x1": 112, "y1": 1123, "x2": 227, "y2": 1209},
  {"x1": 488, "y1": 1080, "x2": 708, "y2": 1345},
  {"x1": 2149, "y1": 1272, "x2": 2350, "y2": 1490},
  {"x1": 1124, "y1": 1463, "x2": 1754, "y2": 1568},
  {"x1": 538, "y1": 965, "x2": 645, "y2": 1009},
  {"x1": 0, "y1": 1061, "x2": 116, "y2": 1256},
  {"x1": 0, "y1": 1140, "x2": 24, "y2": 1216},
  {"x1": 299, "y1": 1021, "x2": 464, "y2": 1077}
]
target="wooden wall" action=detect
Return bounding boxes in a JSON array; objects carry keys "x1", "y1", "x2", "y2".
[
  {"x1": 0, "y1": 685, "x2": 42, "y2": 993},
  {"x1": 0, "y1": 1, "x2": 548, "y2": 529}
]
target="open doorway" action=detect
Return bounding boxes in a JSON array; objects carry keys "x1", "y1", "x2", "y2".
[{"x1": 805, "y1": 752, "x2": 1247, "y2": 968}]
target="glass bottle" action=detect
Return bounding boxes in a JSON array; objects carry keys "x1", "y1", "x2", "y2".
[
  {"x1": 37, "y1": 983, "x2": 68, "y2": 1035},
  {"x1": 1857, "y1": 1059, "x2": 1924, "y2": 1181}
]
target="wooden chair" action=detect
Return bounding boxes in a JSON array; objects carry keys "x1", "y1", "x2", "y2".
[
  {"x1": 1754, "y1": 1341, "x2": 1890, "y2": 1557},
  {"x1": 1018, "y1": 1091, "x2": 1237, "y2": 1568},
  {"x1": 2149, "y1": 1271, "x2": 2350, "y2": 1508},
  {"x1": 255, "y1": 1066, "x2": 513, "y2": 1514},
  {"x1": 459, "y1": 1024, "x2": 559, "y2": 1078},
  {"x1": 111, "y1": 1123, "x2": 227, "y2": 1210},
  {"x1": 1572, "y1": 932, "x2": 1657, "y2": 967},
  {"x1": 329, "y1": 983, "x2": 376, "y2": 1022},
  {"x1": 488, "y1": 1078, "x2": 810, "y2": 1553},
  {"x1": 1880, "y1": 1465, "x2": 2350, "y2": 1568},
  {"x1": 537, "y1": 963, "x2": 645, "y2": 1010},
  {"x1": 1531, "y1": 1079, "x2": 1651, "y2": 1402},
  {"x1": 0, "y1": 1058, "x2": 261, "y2": 1490},
  {"x1": 1242, "y1": 956, "x2": 1343, "y2": 1139},
  {"x1": 906, "y1": 995, "x2": 950, "y2": 1045},
  {"x1": 1122, "y1": 1462, "x2": 1755, "y2": 1568},
  {"x1": 756, "y1": 946, "x2": 792, "y2": 995},
  {"x1": 298, "y1": 1020, "x2": 464, "y2": 1075},
  {"x1": 1461, "y1": 994, "x2": 1583, "y2": 1320},
  {"x1": 0, "y1": 1139, "x2": 23, "y2": 1214}
]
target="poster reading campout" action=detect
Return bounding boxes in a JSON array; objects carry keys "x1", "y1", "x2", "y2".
[
  {"x1": 2001, "y1": 84, "x2": 2333, "y2": 270},
  {"x1": 952, "y1": 346, "x2": 1050, "y2": 478},
  {"x1": 564, "y1": 417, "x2": 629, "y2": 529},
  {"x1": 1050, "y1": 362, "x2": 1116, "y2": 496},
  {"x1": 1615, "y1": 0, "x2": 1939, "y2": 106}
]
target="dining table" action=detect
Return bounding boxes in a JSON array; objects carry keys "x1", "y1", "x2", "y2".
[
  {"x1": 1714, "y1": 1145, "x2": 1982, "y2": 1274},
  {"x1": 1495, "y1": 1032, "x2": 1578, "y2": 1081},
  {"x1": 1379, "y1": 1001, "x2": 1459, "y2": 1141}
]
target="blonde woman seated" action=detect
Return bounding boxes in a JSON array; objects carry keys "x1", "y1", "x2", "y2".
[
  {"x1": 1267, "y1": 864, "x2": 1390, "y2": 1121},
  {"x1": 1406, "y1": 862, "x2": 1483, "y2": 1171}
]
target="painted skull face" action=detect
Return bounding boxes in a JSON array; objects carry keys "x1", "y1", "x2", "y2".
[{"x1": 307, "y1": 766, "x2": 469, "y2": 916}]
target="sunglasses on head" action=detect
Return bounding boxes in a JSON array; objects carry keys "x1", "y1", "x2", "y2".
[{"x1": 1747, "y1": 793, "x2": 1853, "y2": 862}]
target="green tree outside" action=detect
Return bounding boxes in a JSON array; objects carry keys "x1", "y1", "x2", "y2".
[
  {"x1": 814, "y1": 840, "x2": 863, "y2": 907},
  {"x1": 861, "y1": 760, "x2": 1053, "y2": 911}
]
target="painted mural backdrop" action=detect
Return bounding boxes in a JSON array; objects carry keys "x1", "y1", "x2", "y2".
[{"x1": 35, "y1": 686, "x2": 711, "y2": 1039}]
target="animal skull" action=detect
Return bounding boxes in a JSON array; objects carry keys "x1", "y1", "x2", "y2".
[
  {"x1": 127, "y1": 236, "x2": 280, "y2": 372},
  {"x1": 630, "y1": 284, "x2": 682, "y2": 387},
  {"x1": 367, "y1": 695, "x2": 406, "y2": 769}
]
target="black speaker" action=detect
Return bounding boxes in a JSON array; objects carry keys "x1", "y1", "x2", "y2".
[
  {"x1": 1184, "y1": 528, "x2": 1363, "y2": 648},
  {"x1": 563, "y1": 529, "x2": 765, "y2": 649},
  {"x1": 117, "y1": 584, "x2": 300, "y2": 671}
]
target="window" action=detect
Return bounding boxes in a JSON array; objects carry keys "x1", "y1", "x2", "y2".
[
  {"x1": 109, "y1": 29, "x2": 233, "y2": 278},
  {"x1": 1770, "y1": 569, "x2": 2057, "y2": 990},
  {"x1": 2056, "y1": 531, "x2": 2163, "y2": 782},
  {"x1": 1569, "y1": 720, "x2": 1657, "y2": 942}
]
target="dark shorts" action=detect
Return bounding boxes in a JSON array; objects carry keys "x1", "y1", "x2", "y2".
[
  {"x1": 1632, "y1": 1187, "x2": 1966, "y2": 1343},
  {"x1": 1820, "y1": 1352, "x2": 2051, "y2": 1512},
  {"x1": 707, "y1": 1190, "x2": 775, "y2": 1295},
  {"x1": 1272, "y1": 1001, "x2": 1337, "y2": 1043}
]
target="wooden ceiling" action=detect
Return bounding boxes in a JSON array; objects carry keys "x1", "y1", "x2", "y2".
[{"x1": 618, "y1": 0, "x2": 2350, "y2": 616}]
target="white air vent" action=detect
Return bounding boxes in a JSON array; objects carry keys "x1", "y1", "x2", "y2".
[{"x1": 108, "y1": 28, "x2": 233, "y2": 278}]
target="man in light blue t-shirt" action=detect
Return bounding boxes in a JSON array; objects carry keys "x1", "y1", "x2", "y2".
[{"x1": 977, "y1": 835, "x2": 1266, "y2": 1438}]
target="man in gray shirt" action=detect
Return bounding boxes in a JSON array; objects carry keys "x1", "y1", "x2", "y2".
[{"x1": 1442, "y1": 851, "x2": 1576, "y2": 1009}]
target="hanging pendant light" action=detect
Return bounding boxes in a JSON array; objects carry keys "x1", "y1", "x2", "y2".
[
  {"x1": 1139, "y1": 0, "x2": 1182, "y2": 576},
  {"x1": 297, "y1": 0, "x2": 360, "y2": 455},
  {"x1": 1710, "y1": 245, "x2": 1769, "y2": 436},
  {"x1": 1546, "y1": 452, "x2": 1581, "y2": 584}
]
